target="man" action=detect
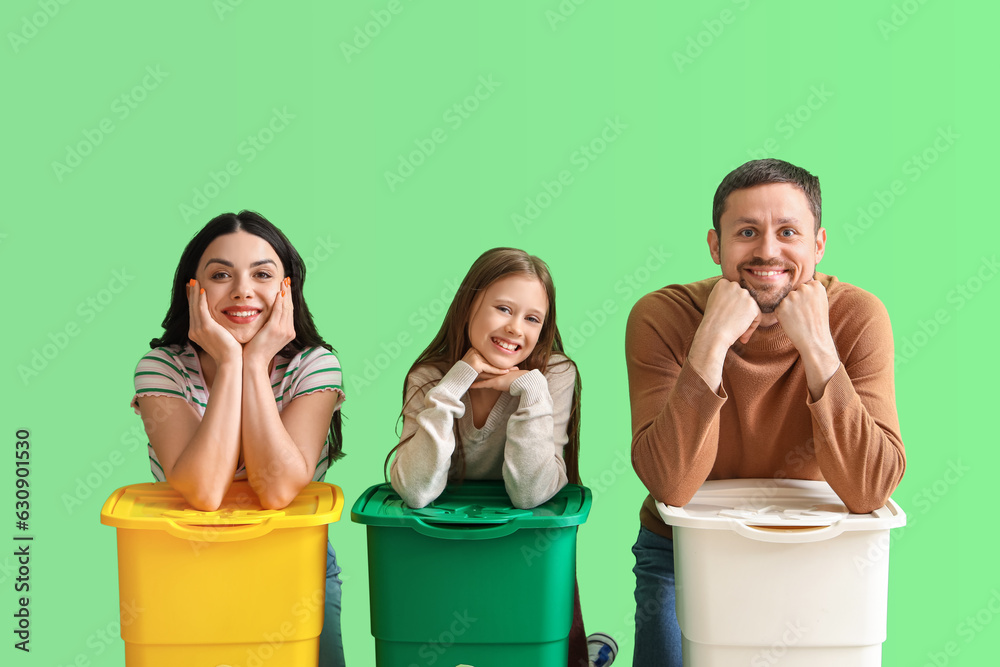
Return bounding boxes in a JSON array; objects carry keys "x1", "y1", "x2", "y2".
[{"x1": 625, "y1": 159, "x2": 905, "y2": 666}]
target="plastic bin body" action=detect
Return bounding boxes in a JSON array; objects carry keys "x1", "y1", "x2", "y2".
[
  {"x1": 351, "y1": 482, "x2": 591, "y2": 667},
  {"x1": 101, "y1": 481, "x2": 343, "y2": 667},
  {"x1": 658, "y1": 479, "x2": 906, "y2": 667}
]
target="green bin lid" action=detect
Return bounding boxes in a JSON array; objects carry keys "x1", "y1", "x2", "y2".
[{"x1": 351, "y1": 482, "x2": 591, "y2": 534}]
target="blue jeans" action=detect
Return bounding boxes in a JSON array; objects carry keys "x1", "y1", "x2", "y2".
[
  {"x1": 632, "y1": 526, "x2": 682, "y2": 667},
  {"x1": 319, "y1": 541, "x2": 345, "y2": 667}
]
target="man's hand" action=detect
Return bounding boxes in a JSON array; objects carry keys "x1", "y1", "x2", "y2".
[
  {"x1": 774, "y1": 280, "x2": 840, "y2": 400},
  {"x1": 773, "y1": 279, "x2": 833, "y2": 353},
  {"x1": 702, "y1": 278, "x2": 764, "y2": 346},
  {"x1": 687, "y1": 279, "x2": 762, "y2": 392}
]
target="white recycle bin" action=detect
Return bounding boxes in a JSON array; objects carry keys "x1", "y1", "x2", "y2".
[{"x1": 657, "y1": 479, "x2": 906, "y2": 667}]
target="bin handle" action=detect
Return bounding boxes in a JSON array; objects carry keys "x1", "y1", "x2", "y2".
[
  {"x1": 730, "y1": 519, "x2": 847, "y2": 543},
  {"x1": 409, "y1": 517, "x2": 522, "y2": 541},
  {"x1": 162, "y1": 516, "x2": 278, "y2": 542}
]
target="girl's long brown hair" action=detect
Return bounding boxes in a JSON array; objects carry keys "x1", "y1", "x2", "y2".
[{"x1": 385, "y1": 248, "x2": 582, "y2": 485}]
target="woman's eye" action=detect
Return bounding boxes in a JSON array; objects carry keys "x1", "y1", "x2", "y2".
[
  {"x1": 255, "y1": 271, "x2": 273, "y2": 279},
  {"x1": 211, "y1": 271, "x2": 230, "y2": 279}
]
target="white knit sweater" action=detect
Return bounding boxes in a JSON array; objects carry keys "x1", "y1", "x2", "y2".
[{"x1": 390, "y1": 355, "x2": 576, "y2": 509}]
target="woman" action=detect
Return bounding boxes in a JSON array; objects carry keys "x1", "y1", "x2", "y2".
[{"x1": 131, "y1": 210, "x2": 346, "y2": 665}]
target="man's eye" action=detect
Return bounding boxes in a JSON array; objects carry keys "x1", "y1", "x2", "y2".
[
  {"x1": 781, "y1": 229, "x2": 796, "y2": 237},
  {"x1": 739, "y1": 229, "x2": 754, "y2": 237}
]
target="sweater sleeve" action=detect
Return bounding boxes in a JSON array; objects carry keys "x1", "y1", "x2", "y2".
[
  {"x1": 390, "y1": 361, "x2": 479, "y2": 508},
  {"x1": 501, "y1": 360, "x2": 575, "y2": 509},
  {"x1": 808, "y1": 293, "x2": 906, "y2": 513},
  {"x1": 626, "y1": 292, "x2": 728, "y2": 507}
]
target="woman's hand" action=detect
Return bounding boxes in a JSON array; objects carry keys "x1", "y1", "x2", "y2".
[
  {"x1": 187, "y1": 279, "x2": 242, "y2": 364},
  {"x1": 471, "y1": 368, "x2": 530, "y2": 392},
  {"x1": 243, "y1": 277, "x2": 296, "y2": 367}
]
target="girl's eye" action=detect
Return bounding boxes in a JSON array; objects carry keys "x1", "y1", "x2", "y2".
[
  {"x1": 527, "y1": 316, "x2": 542, "y2": 324},
  {"x1": 496, "y1": 305, "x2": 512, "y2": 314}
]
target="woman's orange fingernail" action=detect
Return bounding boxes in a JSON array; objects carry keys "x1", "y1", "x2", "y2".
[
  {"x1": 200, "y1": 288, "x2": 205, "y2": 294},
  {"x1": 188, "y1": 279, "x2": 195, "y2": 286}
]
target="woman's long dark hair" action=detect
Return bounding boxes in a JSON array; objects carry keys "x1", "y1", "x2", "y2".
[
  {"x1": 151, "y1": 210, "x2": 343, "y2": 461},
  {"x1": 385, "y1": 248, "x2": 581, "y2": 485}
]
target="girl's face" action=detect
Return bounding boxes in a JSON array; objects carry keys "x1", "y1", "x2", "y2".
[
  {"x1": 467, "y1": 273, "x2": 548, "y2": 370},
  {"x1": 195, "y1": 231, "x2": 285, "y2": 344}
]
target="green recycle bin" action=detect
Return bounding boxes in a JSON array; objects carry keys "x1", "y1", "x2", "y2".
[{"x1": 351, "y1": 482, "x2": 592, "y2": 667}]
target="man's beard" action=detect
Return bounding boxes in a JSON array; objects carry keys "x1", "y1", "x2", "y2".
[
  {"x1": 736, "y1": 261, "x2": 813, "y2": 314},
  {"x1": 740, "y1": 280, "x2": 793, "y2": 314}
]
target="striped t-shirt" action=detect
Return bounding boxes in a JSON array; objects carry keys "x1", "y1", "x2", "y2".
[{"x1": 131, "y1": 343, "x2": 345, "y2": 482}]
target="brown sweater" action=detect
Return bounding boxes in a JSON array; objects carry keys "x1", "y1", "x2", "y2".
[{"x1": 626, "y1": 274, "x2": 906, "y2": 539}]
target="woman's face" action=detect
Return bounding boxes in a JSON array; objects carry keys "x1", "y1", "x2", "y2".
[
  {"x1": 195, "y1": 231, "x2": 285, "y2": 344},
  {"x1": 467, "y1": 273, "x2": 549, "y2": 370}
]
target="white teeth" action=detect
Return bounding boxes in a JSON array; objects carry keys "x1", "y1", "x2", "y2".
[
  {"x1": 493, "y1": 338, "x2": 518, "y2": 351},
  {"x1": 228, "y1": 311, "x2": 257, "y2": 318},
  {"x1": 751, "y1": 270, "x2": 783, "y2": 277}
]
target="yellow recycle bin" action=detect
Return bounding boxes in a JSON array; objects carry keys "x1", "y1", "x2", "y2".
[{"x1": 100, "y1": 480, "x2": 343, "y2": 667}]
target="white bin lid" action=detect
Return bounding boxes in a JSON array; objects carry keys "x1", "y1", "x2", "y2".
[{"x1": 657, "y1": 479, "x2": 906, "y2": 544}]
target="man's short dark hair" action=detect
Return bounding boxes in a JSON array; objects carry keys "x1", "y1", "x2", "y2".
[{"x1": 712, "y1": 159, "x2": 822, "y2": 234}]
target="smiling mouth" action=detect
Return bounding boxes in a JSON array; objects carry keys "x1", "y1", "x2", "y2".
[
  {"x1": 222, "y1": 308, "x2": 261, "y2": 323},
  {"x1": 492, "y1": 337, "x2": 521, "y2": 353},
  {"x1": 744, "y1": 267, "x2": 790, "y2": 281}
]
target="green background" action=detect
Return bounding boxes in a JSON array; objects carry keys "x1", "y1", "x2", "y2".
[{"x1": 3, "y1": 1, "x2": 996, "y2": 665}]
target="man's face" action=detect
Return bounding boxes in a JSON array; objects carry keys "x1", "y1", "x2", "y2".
[{"x1": 709, "y1": 182, "x2": 826, "y2": 323}]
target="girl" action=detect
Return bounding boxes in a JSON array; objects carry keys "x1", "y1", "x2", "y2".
[
  {"x1": 388, "y1": 247, "x2": 580, "y2": 510},
  {"x1": 388, "y1": 248, "x2": 611, "y2": 667},
  {"x1": 131, "y1": 210, "x2": 346, "y2": 666}
]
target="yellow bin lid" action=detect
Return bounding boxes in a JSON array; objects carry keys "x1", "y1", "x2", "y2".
[{"x1": 100, "y1": 481, "x2": 343, "y2": 542}]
